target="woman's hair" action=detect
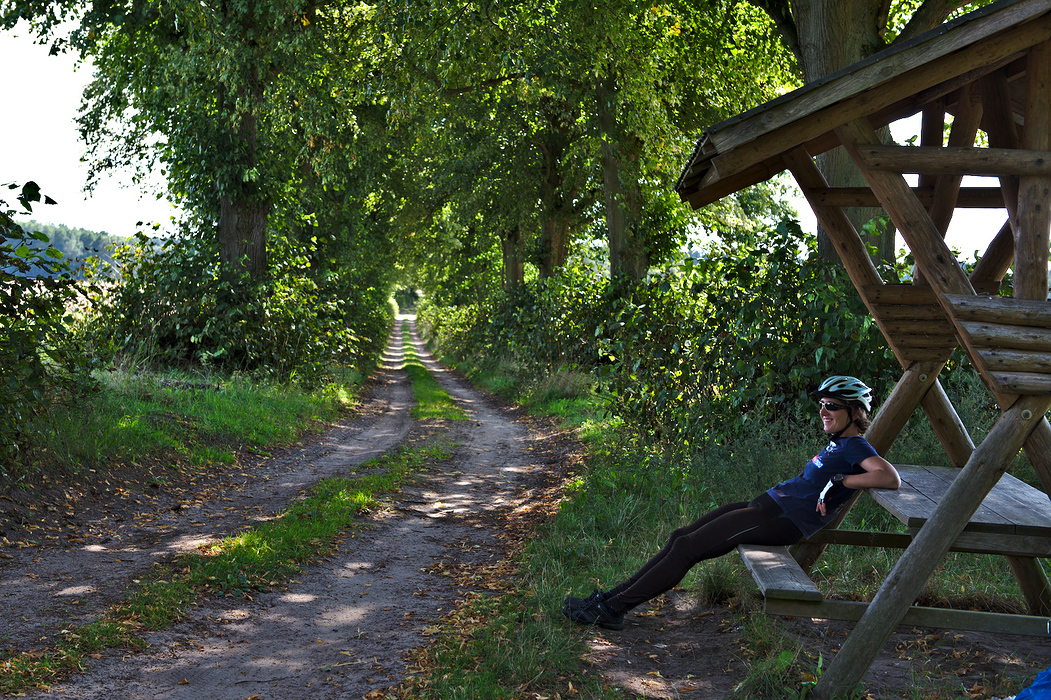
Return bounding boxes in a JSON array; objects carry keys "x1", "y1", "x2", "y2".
[{"x1": 849, "y1": 405, "x2": 871, "y2": 434}]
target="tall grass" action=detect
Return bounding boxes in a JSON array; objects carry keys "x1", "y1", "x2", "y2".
[{"x1": 7, "y1": 368, "x2": 360, "y2": 479}]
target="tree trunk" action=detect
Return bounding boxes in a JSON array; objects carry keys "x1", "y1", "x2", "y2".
[
  {"x1": 795, "y1": 0, "x2": 895, "y2": 268},
  {"x1": 216, "y1": 37, "x2": 269, "y2": 281},
  {"x1": 501, "y1": 226, "x2": 525, "y2": 288},
  {"x1": 218, "y1": 195, "x2": 269, "y2": 280},
  {"x1": 596, "y1": 79, "x2": 648, "y2": 281},
  {"x1": 537, "y1": 216, "x2": 569, "y2": 279}
]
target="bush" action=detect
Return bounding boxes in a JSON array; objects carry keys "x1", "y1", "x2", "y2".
[
  {"x1": 420, "y1": 218, "x2": 901, "y2": 451},
  {"x1": 81, "y1": 231, "x2": 392, "y2": 384},
  {"x1": 1, "y1": 182, "x2": 96, "y2": 470}
]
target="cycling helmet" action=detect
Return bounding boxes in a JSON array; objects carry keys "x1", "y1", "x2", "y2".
[{"x1": 813, "y1": 375, "x2": 873, "y2": 411}]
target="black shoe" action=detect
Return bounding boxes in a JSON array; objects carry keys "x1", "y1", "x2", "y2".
[
  {"x1": 562, "y1": 588, "x2": 606, "y2": 615},
  {"x1": 563, "y1": 594, "x2": 624, "y2": 631}
]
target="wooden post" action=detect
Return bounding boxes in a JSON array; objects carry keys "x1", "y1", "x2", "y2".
[
  {"x1": 1016, "y1": 40, "x2": 1051, "y2": 301},
  {"x1": 834, "y1": 119, "x2": 975, "y2": 298},
  {"x1": 927, "y1": 84, "x2": 984, "y2": 238},
  {"x1": 978, "y1": 69, "x2": 1022, "y2": 268},
  {"x1": 812, "y1": 396, "x2": 1051, "y2": 699},
  {"x1": 920, "y1": 379, "x2": 975, "y2": 467},
  {"x1": 865, "y1": 362, "x2": 942, "y2": 456},
  {"x1": 1007, "y1": 556, "x2": 1051, "y2": 615},
  {"x1": 969, "y1": 220, "x2": 1014, "y2": 284}
]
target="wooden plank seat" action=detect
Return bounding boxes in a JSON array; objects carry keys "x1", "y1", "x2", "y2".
[
  {"x1": 943, "y1": 293, "x2": 1051, "y2": 395},
  {"x1": 737, "y1": 466, "x2": 1051, "y2": 635},
  {"x1": 738, "y1": 545, "x2": 823, "y2": 602}
]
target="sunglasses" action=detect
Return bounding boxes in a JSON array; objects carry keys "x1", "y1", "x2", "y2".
[{"x1": 819, "y1": 400, "x2": 848, "y2": 412}]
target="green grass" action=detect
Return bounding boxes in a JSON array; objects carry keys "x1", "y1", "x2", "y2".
[
  {"x1": 15, "y1": 368, "x2": 362, "y2": 479},
  {"x1": 403, "y1": 322, "x2": 468, "y2": 421}
]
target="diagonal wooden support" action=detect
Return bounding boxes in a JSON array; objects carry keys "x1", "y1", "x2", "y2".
[
  {"x1": 920, "y1": 378, "x2": 974, "y2": 468},
  {"x1": 813, "y1": 395, "x2": 1051, "y2": 699}
]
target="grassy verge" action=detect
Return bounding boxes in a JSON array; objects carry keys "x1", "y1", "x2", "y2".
[
  {"x1": 9, "y1": 367, "x2": 363, "y2": 482},
  {"x1": 389, "y1": 352, "x2": 1045, "y2": 700}
]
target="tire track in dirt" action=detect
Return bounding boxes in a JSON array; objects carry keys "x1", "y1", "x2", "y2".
[{"x1": 14, "y1": 315, "x2": 545, "y2": 699}]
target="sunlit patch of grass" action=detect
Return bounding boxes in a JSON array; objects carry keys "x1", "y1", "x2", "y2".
[
  {"x1": 23, "y1": 369, "x2": 362, "y2": 478},
  {"x1": 403, "y1": 323, "x2": 468, "y2": 422}
]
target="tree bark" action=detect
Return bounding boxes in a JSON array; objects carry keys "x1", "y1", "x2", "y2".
[
  {"x1": 218, "y1": 194, "x2": 269, "y2": 280},
  {"x1": 215, "y1": 15, "x2": 270, "y2": 282},
  {"x1": 537, "y1": 217, "x2": 569, "y2": 279},
  {"x1": 501, "y1": 225, "x2": 525, "y2": 288},
  {"x1": 596, "y1": 79, "x2": 648, "y2": 281},
  {"x1": 793, "y1": 0, "x2": 896, "y2": 267}
]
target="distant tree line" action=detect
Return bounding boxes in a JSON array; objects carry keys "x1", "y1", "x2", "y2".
[{"x1": 11, "y1": 219, "x2": 125, "y2": 277}]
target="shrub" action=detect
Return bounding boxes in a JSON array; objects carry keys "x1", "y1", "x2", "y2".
[
  {"x1": 81, "y1": 231, "x2": 392, "y2": 383},
  {"x1": 420, "y1": 218, "x2": 901, "y2": 450},
  {"x1": 1, "y1": 182, "x2": 96, "y2": 470}
]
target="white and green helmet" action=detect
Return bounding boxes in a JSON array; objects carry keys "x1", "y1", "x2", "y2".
[{"x1": 815, "y1": 375, "x2": 874, "y2": 411}]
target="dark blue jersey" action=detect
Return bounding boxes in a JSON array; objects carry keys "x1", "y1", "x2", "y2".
[{"x1": 766, "y1": 436, "x2": 878, "y2": 537}]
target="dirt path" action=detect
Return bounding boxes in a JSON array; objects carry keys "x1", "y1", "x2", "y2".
[{"x1": 0, "y1": 316, "x2": 558, "y2": 698}]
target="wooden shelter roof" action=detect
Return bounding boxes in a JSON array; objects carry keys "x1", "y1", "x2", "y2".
[{"x1": 675, "y1": 0, "x2": 1045, "y2": 209}]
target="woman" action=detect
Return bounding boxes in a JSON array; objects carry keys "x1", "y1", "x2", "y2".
[{"x1": 562, "y1": 375, "x2": 901, "y2": 631}]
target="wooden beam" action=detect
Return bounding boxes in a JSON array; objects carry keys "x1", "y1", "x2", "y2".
[
  {"x1": 765, "y1": 598, "x2": 1051, "y2": 637},
  {"x1": 917, "y1": 85, "x2": 985, "y2": 286},
  {"x1": 979, "y1": 68, "x2": 1023, "y2": 249},
  {"x1": 929, "y1": 85, "x2": 985, "y2": 235},
  {"x1": 977, "y1": 348, "x2": 1051, "y2": 373},
  {"x1": 957, "y1": 320, "x2": 1051, "y2": 350},
  {"x1": 803, "y1": 527, "x2": 1051, "y2": 556},
  {"x1": 708, "y1": 3, "x2": 1051, "y2": 154},
  {"x1": 1007, "y1": 557, "x2": 1051, "y2": 615},
  {"x1": 945, "y1": 293, "x2": 1051, "y2": 326},
  {"x1": 814, "y1": 395, "x2": 1051, "y2": 698},
  {"x1": 855, "y1": 144, "x2": 1051, "y2": 176},
  {"x1": 809, "y1": 186, "x2": 1005, "y2": 208},
  {"x1": 783, "y1": 148, "x2": 884, "y2": 292},
  {"x1": 1024, "y1": 420, "x2": 1051, "y2": 497},
  {"x1": 1017, "y1": 39, "x2": 1051, "y2": 301},
  {"x1": 920, "y1": 379, "x2": 975, "y2": 467},
  {"x1": 702, "y1": 15, "x2": 1051, "y2": 191},
  {"x1": 970, "y1": 219, "x2": 1016, "y2": 282},
  {"x1": 990, "y1": 372, "x2": 1051, "y2": 394},
  {"x1": 918, "y1": 99, "x2": 945, "y2": 191},
  {"x1": 836, "y1": 119, "x2": 975, "y2": 296}
]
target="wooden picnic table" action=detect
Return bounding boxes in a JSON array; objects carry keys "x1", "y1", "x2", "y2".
[{"x1": 738, "y1": 464, "x2": 1051, "y2": 636}]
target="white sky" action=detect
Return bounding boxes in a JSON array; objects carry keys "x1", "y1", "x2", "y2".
[
  {"x1": 0, "y1": 25, "x2": 178, "y2": 237},
  {"x1": 2, "y1": 23, "x2": 1007, "y2": 257}
]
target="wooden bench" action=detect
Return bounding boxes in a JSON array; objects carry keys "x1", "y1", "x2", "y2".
[{"x1": 737, "y1": 465, "x2": 1051, "y2": 636}]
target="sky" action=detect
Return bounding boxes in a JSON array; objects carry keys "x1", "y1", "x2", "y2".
[
  {"x1": 2, "y1": 24, "x2": 1007, "y2": 257},
  {"x1": 1, "y1": 24, "x2": 178, "y2": 238}
]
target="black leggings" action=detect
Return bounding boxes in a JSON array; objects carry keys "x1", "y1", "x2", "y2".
[{"x1": 605, "y1": 493, "x2": 803, "y2": 613}]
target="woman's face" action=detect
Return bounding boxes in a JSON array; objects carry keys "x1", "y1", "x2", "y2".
[{"x1": 818, "y1": 398, "x2": 853, "y2": 435}]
